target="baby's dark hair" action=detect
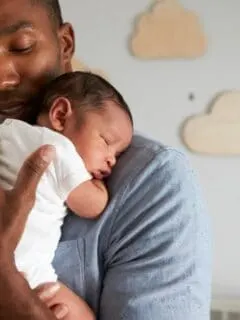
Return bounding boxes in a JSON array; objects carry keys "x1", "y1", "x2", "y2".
[{"x1": 35, "y1": 71, "x2": 133, "y2": 125}]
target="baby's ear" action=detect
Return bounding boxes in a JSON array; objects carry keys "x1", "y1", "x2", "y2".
[{"x1": 49, "y1": 97, "x2": 73, "y2": 132}]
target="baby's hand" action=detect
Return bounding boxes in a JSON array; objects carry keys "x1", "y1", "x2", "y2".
[{"x1": 35, "y1": 282, "x2": 95, "y2": 320}]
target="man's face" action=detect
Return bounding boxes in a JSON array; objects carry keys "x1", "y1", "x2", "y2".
[{"x1": 0, "y1": 0, "x2": 74, "y2": 119}]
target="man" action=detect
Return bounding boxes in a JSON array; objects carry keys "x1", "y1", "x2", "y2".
[{"x1": 0, "y1": 0, "x2": 211, "y2": 319}]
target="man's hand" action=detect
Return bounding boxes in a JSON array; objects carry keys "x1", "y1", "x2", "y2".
[
  {"x1": 0, "y1": 145, "x2": 95, "y2": 320},
  {"x1": 0, "y1": 145, "x2": 60, "y2": 320},
  {"x1": 0, "y1": 145, "x2": 55, "y2": 260}
]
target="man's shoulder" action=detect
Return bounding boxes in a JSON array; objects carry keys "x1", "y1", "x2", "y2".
[
  {"x1": 109, "y1": 133, "x2": 187, "y2": 189},
  {"x1": 131, "y1": 133, "x2": 186, "y2": 164},
  {"x1": 131, "y1": 132, "x2": 167, "y2": 152}
]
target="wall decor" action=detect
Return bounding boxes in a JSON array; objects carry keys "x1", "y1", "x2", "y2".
[
  {"x1": 130, "y1": 0, "x2": 207, "y2": 59},
  {"x1": 182, "y1": 91, "x2": 240, "y2": 155}
]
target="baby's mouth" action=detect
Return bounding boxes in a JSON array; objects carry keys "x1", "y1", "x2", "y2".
[{"x1": 93, "y1": 169, "x2": 111, "y2": 180}]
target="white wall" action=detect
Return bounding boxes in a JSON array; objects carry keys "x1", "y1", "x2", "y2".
[{"x1": 60, "y1": 0, "x2": 240, "y2": 298}]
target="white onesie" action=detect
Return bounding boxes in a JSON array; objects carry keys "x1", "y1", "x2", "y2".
[{"x1": 0, "y1": 119, "x2": 91, "y2": 288}]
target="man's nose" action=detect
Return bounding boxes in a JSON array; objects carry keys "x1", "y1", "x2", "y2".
[{"x1": 0, "y1": 56, "x2": 20, "y2": 90}]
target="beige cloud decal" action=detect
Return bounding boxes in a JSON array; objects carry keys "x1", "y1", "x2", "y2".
[
  {"x1": 130, "y1": 0, "x2": 207, "y2": 59},
  {"x1": 72, "y1": 58, "x2": 107, "y2": 79},
  {"x1": 182, "y1": 92, "x2": 240, "y2": 155}
]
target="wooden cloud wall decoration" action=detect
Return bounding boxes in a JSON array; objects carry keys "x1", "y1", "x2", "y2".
[
  {"x1": 182, "y1": 92, "x2": 240, "y2": 155},
  {"x1": 130, "y1": 0, "x2": 207, "y2": 59}
]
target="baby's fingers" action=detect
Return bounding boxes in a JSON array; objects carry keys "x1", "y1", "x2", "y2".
[{"x1": 35, "y1": 282, "x2": 61, "y2": 307}]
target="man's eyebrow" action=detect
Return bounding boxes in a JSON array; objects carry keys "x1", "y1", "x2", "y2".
[{"x1": 0, "y1": 21, "x2": 34, "y2": 36}]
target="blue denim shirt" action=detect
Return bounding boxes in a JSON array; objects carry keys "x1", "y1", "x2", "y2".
[{"x1": 53, "y1": 134, "x2": 211, "y2": 320}]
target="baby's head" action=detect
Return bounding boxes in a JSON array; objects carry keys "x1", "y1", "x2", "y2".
[{"x1": 37, "y1": 71, "x2": 133, "y2": 179}]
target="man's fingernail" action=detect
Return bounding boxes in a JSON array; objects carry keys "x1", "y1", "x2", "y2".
[
  {"x1": 41, "y1": 145, "x2": 55, "y2": 163},
  {"x1": 39, "y1": 282, "x2": 60, "y2": 300},
  {"x1": 54, "y1": 305, "x2": 69, "y2": 319}
]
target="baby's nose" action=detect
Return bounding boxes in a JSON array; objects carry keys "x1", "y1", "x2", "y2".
[{"x1": 107, "y1": 155, "x2": 116, "y2": 168}]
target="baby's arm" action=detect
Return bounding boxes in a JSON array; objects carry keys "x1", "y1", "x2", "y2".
[
  {"x1": 66, "y1": 179, "x2": 108, "y2": 218},
  {"x1": 36, "y1": 282, "x2": 95, "y2": 320},
  {"x1": 48, "y1": 134, "x2": 108, "y2": 219}
]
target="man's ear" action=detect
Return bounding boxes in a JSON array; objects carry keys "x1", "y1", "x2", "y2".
[
  {"x1": 58, "y1": 23, "x2": 75, "y2": 72},
  {"x1": 49, "y1": 97, "x2": 73, "y2": 132}
]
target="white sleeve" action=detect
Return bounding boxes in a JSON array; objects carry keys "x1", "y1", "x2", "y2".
[{"x1": 49, "y1": 135, "x2": 92, "y2": 201}]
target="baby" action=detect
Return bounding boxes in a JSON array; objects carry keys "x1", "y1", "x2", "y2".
[{"x1": 0, "y1": 71, "x2": 133, "y2": 319}]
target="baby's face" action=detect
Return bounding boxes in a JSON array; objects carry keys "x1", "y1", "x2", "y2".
[{"x1": 67, "y1": 101, "x2": 133, "y2": 179}]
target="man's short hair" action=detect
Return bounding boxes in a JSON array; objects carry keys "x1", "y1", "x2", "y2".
[{"x1": 31, "y1": 0, "x2": 63, "y2": 28}]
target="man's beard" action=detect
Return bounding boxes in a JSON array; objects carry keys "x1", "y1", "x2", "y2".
[{"x1": 0, "y1": 63, "x2": 62, "y2": 123}]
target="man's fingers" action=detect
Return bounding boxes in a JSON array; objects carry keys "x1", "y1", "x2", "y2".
[{"x1": 14, "y1": 145, "x2": 55, "y2": 200}]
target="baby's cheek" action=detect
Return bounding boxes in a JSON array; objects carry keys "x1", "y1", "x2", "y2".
[{"x1": 92, "y1": 150, "x2": 105, "y2": 166}]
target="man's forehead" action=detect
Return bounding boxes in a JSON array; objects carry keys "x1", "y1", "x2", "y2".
[
  {"x1": 0, "y1": 0, "x2": 45, "y2": 23},
  {"x1": 0, "y1": 0, "x2": 51, "y2": 32},
  {"x1": 0, "y1": 21, "x2": 33, "y2": 36},
  {"x1": 0, "y1": 0, "x2": 33, "y2": 12}
]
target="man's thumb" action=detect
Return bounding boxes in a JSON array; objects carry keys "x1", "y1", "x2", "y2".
[{"x1": 14, "y1": 145, "x2": 55, "y2": 197}]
